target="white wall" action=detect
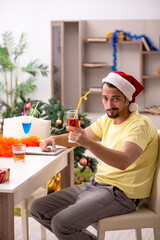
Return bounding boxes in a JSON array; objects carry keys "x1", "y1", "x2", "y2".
[{"x1": 0, "y1": 0, "x2": 160, "y2": 102}]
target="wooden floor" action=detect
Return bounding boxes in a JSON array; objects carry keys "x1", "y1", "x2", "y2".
[{"x1": 14, "y1": 216, "x2": 154, "y2": 240}]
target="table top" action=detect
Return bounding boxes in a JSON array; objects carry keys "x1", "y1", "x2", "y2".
[{"x1": 0, "y1": 147, "x2": 71, "y2": 194}]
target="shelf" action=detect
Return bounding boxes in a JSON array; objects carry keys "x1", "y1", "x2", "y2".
[
  {"x1": 82, "y1": 62, "x2": 111, "y2": 68},
  {"x1": 117, "y1": 40, "x2": 141, "y2": 45},
  {"x1": 85, "y1": 38, "x2": 141, "y2": 45},
  {"x1": 85, "y1": 37, "x2": 107, "y2": 43},
  {"x1": 143, "y1": 75, "x2": 160, "y2": 79},
  {"x1": 82, "y1": 89, "x2": 101, "y2": 95},
  {"x1": 142, "y1": 50, "x2": 160, "y2": 55},
  {"x1": 139, "y1": 111, "x2": 153, "y2": 115}
]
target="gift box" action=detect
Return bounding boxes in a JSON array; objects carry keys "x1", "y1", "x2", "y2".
[{"x1": 0, "y1": 168, "x2": 10, "y2": 183}]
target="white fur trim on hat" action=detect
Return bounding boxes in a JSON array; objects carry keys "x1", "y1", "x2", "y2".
[
  {"x1": 129, "y1": 103, "x2": 138, "y2": 112},
  {"x1": 102, "y1": 72, "x2": 135, "y2": 101}
]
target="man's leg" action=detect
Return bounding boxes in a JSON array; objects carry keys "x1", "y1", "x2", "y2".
[
  {"x1": 50, "y1": 185, "x2": 136, "y2": 240},
  {"x1": 30, "y1": 182, "x2": 136, "y2": 240},
  {"x1": 30, "y1": 182, "x2": 91, "y2": 231}
]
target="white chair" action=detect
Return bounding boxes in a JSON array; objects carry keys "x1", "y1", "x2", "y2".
[
  {"x1": 3, "y1": 116, "x2": 51, "y2": 240},
  {"x1": 92, "y1": 132, "x2": 160, "y2": 240},
  {"x1": 3, "y1": 116, "x2": 51, "y2": 139}
]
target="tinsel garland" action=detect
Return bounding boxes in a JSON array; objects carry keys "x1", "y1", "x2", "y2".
[
  {"x1": 112, "y1": 30, "x2": 158, "y2": 71},
  {"x1": 0, "y1": 135, "x2": 40, "y2": 157}
]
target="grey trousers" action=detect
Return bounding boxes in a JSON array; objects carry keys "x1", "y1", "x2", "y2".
[{"x1": 30, "y1": 177, "x2": 137, "y2": 240}]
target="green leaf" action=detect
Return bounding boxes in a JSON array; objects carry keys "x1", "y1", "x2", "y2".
[
  {"x1": 0, "y1": 81, "x2": 4, "y2": 92},
  {"x1": 14, "y1": 32, "x2": 27, "y2": 61},
  {"x1": 2, "y1": 31, "x2": 15, "y2": 58},
  {"x1": 14, "y1": 77, "x2": 37, "y2": 100},
  {"x1": 22, "y1": 59, "x2": 49, "y2": 77},
  {"x1": 0, "y1": 46, "x2": 13, "y2": 70}
]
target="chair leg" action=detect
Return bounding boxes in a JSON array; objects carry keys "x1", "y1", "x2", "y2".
[
  {"x1": 40, "y1": 224, "x2": 46, "y2": 240},
  {"x1": 97, "y1": 231, "x2": 105, "y2": 240},
  {"x1": 20, "y1": 200, "x2": 29, "y2": 240},
  {"x1": 135, "y1": 229, "x2": 142, "y2": 240},
  {"x1": 153, "y1": 227, "x2": 160, "y2": 240}
]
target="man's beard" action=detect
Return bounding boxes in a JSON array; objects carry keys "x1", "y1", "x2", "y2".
[{"x1": 106, "y1": 108, "x2": 119, "y2": 118}]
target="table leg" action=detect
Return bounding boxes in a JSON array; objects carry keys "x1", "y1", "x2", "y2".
[
  {"x1": 61, "y1": 150, "x2": 74, "y2": 189},
  {"x1": 0, "y1": 192, "x2": 14, "y2": 240}
]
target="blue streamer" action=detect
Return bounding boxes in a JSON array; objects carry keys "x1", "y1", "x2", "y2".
[{"x1": 111, "y1": 30, "x2": 158, "y2": 71}]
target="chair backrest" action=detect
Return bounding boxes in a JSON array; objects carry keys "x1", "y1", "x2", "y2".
[
  {"x1": 143, "y1": 131, "x2": 160, "y2": 216},
  {"x1": 3, "y1": 116, "x2": 51, "y2": 140}
]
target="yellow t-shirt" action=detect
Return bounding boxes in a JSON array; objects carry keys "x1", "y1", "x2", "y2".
[{"x1": 91, "y1": 112, "x2": 158, "y2": 199}]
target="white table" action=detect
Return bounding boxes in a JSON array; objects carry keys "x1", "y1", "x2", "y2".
[{"x1": 0, "y1": 148, "x2": 74, "y2": 240}]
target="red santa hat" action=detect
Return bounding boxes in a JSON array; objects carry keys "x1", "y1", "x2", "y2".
[{"x1": 102, "y1": 72, "x2": 144, "y2": 112}]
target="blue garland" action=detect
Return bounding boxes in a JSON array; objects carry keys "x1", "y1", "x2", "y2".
[{"x1": 112, "y1": 30, "x2": 158, "y2": 71}]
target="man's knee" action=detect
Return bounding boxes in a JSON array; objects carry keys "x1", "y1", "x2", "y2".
[
  {"x1": 29, "y1": 198, "x2": 41, "y2": 217},
  {"x1": 51, "y1": 212, "x2": 73, "y2": 236}
]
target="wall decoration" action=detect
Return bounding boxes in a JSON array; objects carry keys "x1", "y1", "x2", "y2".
[{"x1": 108, "y1": 30, "x2": 158, "y2": 71}]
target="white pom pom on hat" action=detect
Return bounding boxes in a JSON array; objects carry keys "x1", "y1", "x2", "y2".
[
  {"x1": 128, "y1": 102, "x2": 139, "y2": 112},
  {"x1": 102, "y1": 72, "x2": 144, "y2": 112}
]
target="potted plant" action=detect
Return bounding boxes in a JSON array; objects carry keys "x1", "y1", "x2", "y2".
[{"x1": 0, "y1": 31, "x2": 49, "y2": 109}]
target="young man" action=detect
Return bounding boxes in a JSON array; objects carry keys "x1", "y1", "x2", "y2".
[{"x1": 30, "y1": 72, "x2": 158, "y2": 240}]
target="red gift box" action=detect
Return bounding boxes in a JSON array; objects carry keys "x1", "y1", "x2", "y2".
[{"x1": 0, "y1": 168, "x2": 10, "y2": 183}]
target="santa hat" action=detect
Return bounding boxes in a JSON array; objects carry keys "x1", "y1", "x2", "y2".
[{"x1": 102, "y1": 72, "x2": 144, "y2": 112}]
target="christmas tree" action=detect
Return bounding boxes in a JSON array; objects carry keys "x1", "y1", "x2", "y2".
[{"x1": 42, "y1": 97, "x2": 98, "y2": 173}]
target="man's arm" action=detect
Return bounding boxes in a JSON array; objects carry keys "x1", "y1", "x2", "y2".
[
  {"x1": 68, "y1": 126, "x2": 143, "y2": 170},
  {"x1": 40, "y1": 126, "x2": 100, "y2": 151},
  {"x1": 40, "y1": 133, "x2": 75, "y2": 151},
  {"x1": 87, "y1": 139, "x2": 143, "y2": 170}
]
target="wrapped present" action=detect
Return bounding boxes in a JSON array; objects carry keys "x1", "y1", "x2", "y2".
[{"x1": 0, "y1": 168, "x2": 10, "y2": 183}]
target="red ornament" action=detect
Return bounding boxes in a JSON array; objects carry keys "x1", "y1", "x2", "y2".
[
  {"x1": 80, "y1": 117, "x2": 83, "y2": 121},
  {"x1": 79, "y1": 158, "x2": 87, "y2": 166},
  {"x1": 26, "y1": 102, "x2": 31, "y2": 109}
]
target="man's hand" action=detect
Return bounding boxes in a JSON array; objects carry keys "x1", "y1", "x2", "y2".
[
  {"x1": 40, "y1": 137, "x2": 56, "y2": 152},
  {"x1": 66, "y1": 126, "x2": 91, "y2": 148}
]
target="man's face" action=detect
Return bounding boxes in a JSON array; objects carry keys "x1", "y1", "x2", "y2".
[{"x1": 102, "y1": 83, "x2": 129, "y2": 119}]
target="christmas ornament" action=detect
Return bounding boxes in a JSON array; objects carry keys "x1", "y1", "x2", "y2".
[
  {"x1": 26, "y1": 102, "x2": 32, "y2": 109},
  {"x1": 56, "y1": 118, "x2": 62, "y2": 125},
  {"x1": 79, "y1": 158, "x2": 88, "y2": 166}
]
